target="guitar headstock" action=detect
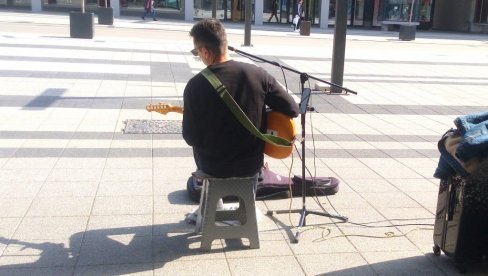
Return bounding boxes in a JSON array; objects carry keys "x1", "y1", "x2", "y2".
[{"x1": 146, "y1": 102, "x2": 183, "y2": 115}]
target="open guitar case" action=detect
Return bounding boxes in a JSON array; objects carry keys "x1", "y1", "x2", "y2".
[{"x1": 186, "y1": 164, "x2": 339, "y2": 202}]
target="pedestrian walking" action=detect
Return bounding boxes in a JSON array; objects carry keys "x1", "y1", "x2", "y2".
[
  {"x1": 268, "y1": 0, "x2": 279, "y2": 23},
  {"x1": 292, "y1": 0, "x2": 304, "y2": 31},
  {"x1": 142, "y1": 0, "x2": 158, "y2": 21}
]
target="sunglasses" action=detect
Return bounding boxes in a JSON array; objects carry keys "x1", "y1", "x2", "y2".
[{"x1": 190, "y1": 48, "x2": 199, "y2": 56}]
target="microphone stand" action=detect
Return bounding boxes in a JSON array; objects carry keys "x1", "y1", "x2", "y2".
[
  {"x1": 228, "y1": 46, "x2": 350, "y2": 243},
  {"x1": 227, "y1": 46, "x2": 358, "y2": 95}
]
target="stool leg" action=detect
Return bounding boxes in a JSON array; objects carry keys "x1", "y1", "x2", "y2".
[
  {"x1": 195, "y1": 179, "x2": 209, "y2": 233},
  {"x1": 200, "y1": 190, "x2": 221, "y2": 250},
  {"x1": 242, "y1": 189, "x2": 260, "y2": 249}
]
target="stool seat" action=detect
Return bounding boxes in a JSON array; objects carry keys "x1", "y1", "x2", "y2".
[{"x1": 194, "y1": 172, "x2": 260, "y2": 250}]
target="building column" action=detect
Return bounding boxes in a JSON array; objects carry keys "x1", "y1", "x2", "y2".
[
  {"x1": 32, "y1": 0, "x2": 42, "y2": 12},
  {"x1": 255, "y1": 0, "x2": 263, "y2": 25},
  {"x1": 112, "y1": 0, "x2": 120, "y2": 17},
  {"x1": 319, "y1": 0, "x2": 329, "y2": 29},
  {"x1": 185, "y1": 0, "x2": 193, "y2": 21}
]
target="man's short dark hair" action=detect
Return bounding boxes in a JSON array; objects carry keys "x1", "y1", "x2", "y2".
[{"x1": 190, "y1": 18, "x2": 227, "y2": 57}]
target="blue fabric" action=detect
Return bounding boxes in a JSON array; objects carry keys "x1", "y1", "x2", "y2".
[
  {"x1": 454, "y1": 111, "x2": 488, "y2": 162},
  {"x1": 434, "y1": 129, "x2": 469, "y2": 179}
]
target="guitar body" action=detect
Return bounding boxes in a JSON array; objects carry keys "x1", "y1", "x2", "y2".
[{"x1": 264, "y1": 111, "x2": 296, "y2": 159}]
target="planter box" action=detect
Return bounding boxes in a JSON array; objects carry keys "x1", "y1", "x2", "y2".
[
  {"x1": 70, "y1": 12, "x2": 94, "y2": 39},
  {"x1": 300, "y1": 21, "x2": 311, "y2": 36},
  {"x1": 399, "y1": 24, "x2": 416, "y2": 41},
  {"x1": 97, "y1": 7, "x2": 113, "y2": 25}
]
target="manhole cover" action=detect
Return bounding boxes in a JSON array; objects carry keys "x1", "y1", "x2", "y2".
[{"x1": 123, "y1": 119, "x2": 182, "y2": 134}]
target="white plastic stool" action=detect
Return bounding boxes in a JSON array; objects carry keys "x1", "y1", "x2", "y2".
[{"x1": 193, "y1": 171, "x2": 260, "y2": 250}]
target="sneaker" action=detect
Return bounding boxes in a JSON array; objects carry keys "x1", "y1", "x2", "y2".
[
  {"x1": 153, "y1": 18, "x2": 158, "y2": 21},
  {"x1": 141, "y1": 16, "x2": 145, "y2": 20},
  {"x1": 184, "y1": 208, "x2": 199, "y2": 224}
]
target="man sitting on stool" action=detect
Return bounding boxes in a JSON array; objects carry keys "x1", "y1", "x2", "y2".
[{"x1": 183, "y1": 18, "x2": 298, "y2": 222}]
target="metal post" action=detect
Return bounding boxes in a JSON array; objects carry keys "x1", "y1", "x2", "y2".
[
  {"x1": 244, "y1": 0, "x2": 252, "y2": 46},
  {"x1": 212, "y1": 0, "x2": 217, "y2": 18},
  {"x1": 330, "y1": 0, "x2": 347, "y2": 93},
  {"x1": 409, "y1": 0, "x2": 415, "y2": 23}
]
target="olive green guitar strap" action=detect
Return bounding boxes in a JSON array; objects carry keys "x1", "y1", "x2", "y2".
[{"x1": 201, "y1": 67, "x2": 291, "y2": 147}]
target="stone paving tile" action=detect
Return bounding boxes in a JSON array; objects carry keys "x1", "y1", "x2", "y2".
[
  {"x1": 0, "y1": 197, "x2": 34, "y2": 218},
  {"x1": 74, "y1": 263, "x2": 154, "y2": 276},
  {"x1": 12, "y1": 217, "x2": 88, "y2": 240},
  {"x1": 54, "y1": 157, "x2": 107, "y2": 169},
  {"x1": 154, "y1": 259, "x2": 231, "y2": 275},
  {"x1": 227, "y1": 255, "x2": 305, "y2": 276},
  {"x1": 92, "y1": 196, "x2": 153, "y2": 216},
  {"x1": 0, "y1": 267, "x2": 74, "y2": 276},
  {"x1": 86, "y1": 215, "x2": 153, "y2": 237},
  {"x1": 47, "y1": 168, "x2": 103, "y2": 182},
  {"x1": 296, "y1": 253, "x2": 375, "y2": 275},
  {"x1": 0, "y1": 237, "x2": 80, "y2": 268},
  {"x1": 0, "y1": 168, "x2": 51, "y2": 182},
  {"x1": 26, "y1": 196, "x2": 94, "y2": 217},
  {"x1": 0, "y1": 181, "x2": 43, "y2": 198},
  {"x1": 343, "y1": 178, "x2": 400, "y2": 193},
  {"x1": 77, "y1": 235, "x2": 154, "y2": 266},
  {"x1": 362, "y1": 251, "x2": 444, "y2": 275},
  {"x1": 0, "y1": 217, "x2": 22, "y2": 239},
  {"x1": 37, "y1": 181, "x2": 99, "y2": 197},
  {"x1": 97, "y1": 181, "x2": 153, "y2": 196},
  {"x1": 100, "y1": 168, "x2": 153, "y2": 182}
]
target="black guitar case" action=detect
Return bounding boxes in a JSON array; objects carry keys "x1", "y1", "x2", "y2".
[{"x1": 187, "y1": 165, "x2": 339, "y2": 202}]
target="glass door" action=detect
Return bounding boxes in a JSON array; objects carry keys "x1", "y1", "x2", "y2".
[{"x1": 475, "y1": 0, "x2": 488, "y2": 23}]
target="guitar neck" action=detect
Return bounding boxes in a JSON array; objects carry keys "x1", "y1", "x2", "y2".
[{"x1": 146, "y1": 102, "x2": 183, "y2": 115}]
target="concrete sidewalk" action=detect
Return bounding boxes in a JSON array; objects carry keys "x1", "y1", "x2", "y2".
[{"x1": 0, "y1": 10, "x2": 488, "y2": 275}]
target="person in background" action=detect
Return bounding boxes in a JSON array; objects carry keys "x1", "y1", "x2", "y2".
[
  {"x1": 293, "y1": 0, "x2": 304, "y2": 31},
  {"x1": 268, "y1": 0, "x2": 279, "y2": 23},
  {"x1": 142, "y1": 0, "x2": 158, "y2": 21}
]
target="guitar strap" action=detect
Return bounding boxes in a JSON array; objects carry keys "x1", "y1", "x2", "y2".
[{"x1": 201, "y1": 67, "x2": 291, "y2": 148}]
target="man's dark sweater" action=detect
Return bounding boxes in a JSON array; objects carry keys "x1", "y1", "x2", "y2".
[{"x1": 183, "y1": 60, "x2": 299, "y2": 178}]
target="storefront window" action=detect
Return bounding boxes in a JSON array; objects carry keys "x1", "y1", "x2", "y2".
[
  {"x1": 475, "y1": 0, "x2": 488, "y2": 23},
  {"x1": 1, "y1": 0, "x2": 30, "y2": 6},
  {"x1": 380, "y1": 0, "x2": 419, "y2": 22},
  {"x1": 419, "y1": 0, "x2": 431, "y2": 22},
  {"x1": 194, "y1": 0, "x2": 227, "y2": 19}
]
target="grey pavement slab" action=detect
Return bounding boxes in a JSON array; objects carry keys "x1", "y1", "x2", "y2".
[{"x1": 0, "y1": 10, "x2": 487, "y2": 275}]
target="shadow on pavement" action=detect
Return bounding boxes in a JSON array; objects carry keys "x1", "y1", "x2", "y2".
[{"x1": 0, "y1": 221, "x2": 212, "y2": 275}]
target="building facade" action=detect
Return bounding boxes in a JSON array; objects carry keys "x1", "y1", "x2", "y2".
[{"x1": 1, "y1": 0, "x2": 487, "y2": 32}]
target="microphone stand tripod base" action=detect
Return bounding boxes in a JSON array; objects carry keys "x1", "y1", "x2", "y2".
[{"x1": 267, "y1": 207, "x2": 348, "y2": 243}]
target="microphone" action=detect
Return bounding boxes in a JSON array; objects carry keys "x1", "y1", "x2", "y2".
[{"x1": 228, "y1": 46, "x2": 236, "y2": 51}]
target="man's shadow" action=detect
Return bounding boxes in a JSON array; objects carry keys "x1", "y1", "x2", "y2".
[
  {"x1": 0, "y1": 189, "x2": 256, "y2": 274},
  {"x1": 0, "y1": 219, "x2": 208, "y2": 274}
]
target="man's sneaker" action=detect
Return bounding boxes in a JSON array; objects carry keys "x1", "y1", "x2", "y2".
[{"x1": 184, "y1": 208, "x2": 199, "y2": 224}]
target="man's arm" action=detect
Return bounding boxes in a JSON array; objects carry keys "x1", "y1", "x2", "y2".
[
  {"x1": 182, "y1": 82, "x2": 202, "y2": 147},
  {"x1": 265, "y1": 74, "x2": 299, "y2": 118}
]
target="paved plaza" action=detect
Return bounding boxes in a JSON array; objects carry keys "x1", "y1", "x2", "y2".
[{"x1": 0, "y1": 10, "x2": 488, "y2": 275}]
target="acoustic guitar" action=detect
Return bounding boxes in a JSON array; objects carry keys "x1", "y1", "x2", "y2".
[{"x1": 145, "y1": 102, "x2": 296, "y2": 159}]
